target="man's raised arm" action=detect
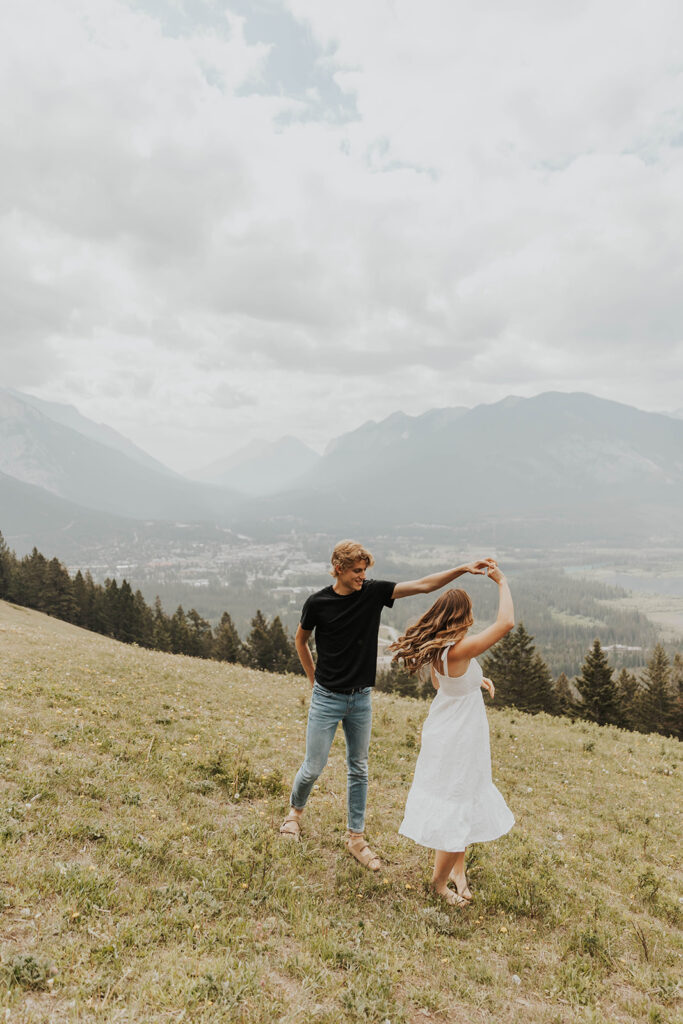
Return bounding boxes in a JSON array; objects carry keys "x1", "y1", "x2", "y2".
[{"x1": 391, "y1": 558, "x2": 496, "y2": 600}]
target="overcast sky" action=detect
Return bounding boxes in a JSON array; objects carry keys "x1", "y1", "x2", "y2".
[{"x1": 2, "y1": 0, "x2": 682, "y2": 471}]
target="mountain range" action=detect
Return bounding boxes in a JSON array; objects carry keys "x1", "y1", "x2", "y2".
[
  {"x1": 1, "y1": 388, "x2": 682, "y2": 554},
  {"x1": 275, "y1": 392, "x2": 683, "y2": 538},
  {"x1": 0, "y1": 388, "x2": 239, "y2": 525}
]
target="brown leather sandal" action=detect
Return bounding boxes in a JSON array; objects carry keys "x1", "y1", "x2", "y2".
[
  {"x1": 279, "y1": 813, "x2": 301, "y2": 840},
  {"x1": 346, "y1": 835, "x2": 381, "y2": 871}
]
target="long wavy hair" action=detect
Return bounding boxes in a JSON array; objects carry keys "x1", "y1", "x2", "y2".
[{"x1": 389, "y1": 588, "x2": 473, "y2": 675}]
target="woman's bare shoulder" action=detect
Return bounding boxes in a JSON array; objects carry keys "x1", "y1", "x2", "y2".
[{"x1": 445, "y1": 643, "x2": 472, "y2": 678}]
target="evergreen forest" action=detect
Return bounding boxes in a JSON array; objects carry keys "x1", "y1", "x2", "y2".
[{"x1": 1, "y1": 532, "x2": 680, "y2": 738}]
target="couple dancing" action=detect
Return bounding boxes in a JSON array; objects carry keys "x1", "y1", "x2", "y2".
[{"x1": 279, "y1": 540, "x2": 515, "y2": 906}]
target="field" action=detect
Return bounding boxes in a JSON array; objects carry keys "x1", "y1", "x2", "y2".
[
  {"x1": 604, "y1": 593, "x2": 683, "y2": 646},
  {"x1": 0, "y1": 600, "x2": 681, "y2": 1023}
]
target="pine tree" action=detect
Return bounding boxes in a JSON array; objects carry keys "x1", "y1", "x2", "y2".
[
  {"x1": 169, "y1": 605, "x2": 191, "y2": 655},
  {"x1": 186, "y1": 609, "x2": 213, "y2": 658},
  {"x1": 152, "y1": 597, "x2": 171, "y2": 652},
  {"x1": 72, "y1": 570, "x2": 89, "y2": 628},
  {"x1": 0, "y1": 532, "x2": 13, "y2": 600},
  {"x1": 45, "y1": 558, "x2": 78, "y2": 623},
  {"x1": 528, "y1": 651, "x2": 558, "y2": 714},
  {"x1": 481, "y1": 630, "x2": 518, "y2": 707},
  {"x1": 116, "y1": 579, "x2": 138, "y2": 642},
  {"x1": 635, "y1": 645, "x2": 679, "y2": 737},
  {"x1": 268, "y1": 616, "x2": 292, "y2": 673},
  {"x1": 481, "y1": 623, "x2": 556, "y2": 713},
  {"x1": 553, "y1": 672, "x2": 577, "y2": 717},
  {"x1": 574, "y1": 639, "x2": 620, "y2": 726},
  {"x1": 102, "y1": 579, "x2": 121, "y2": 638},
  {"x1": 615, "y1": 668, "x2": 639, "y2": 730},
  {"x1": 245, "y1": 610, "x2": 274, "y2": 670},
  {"x1": 213, "y1": 611, "x2": 243, "y2": 663},
  {"x1": 19, "y1": 548, "x2": 49, "y2": 610},
  {"x1": 133, "y1": 589, "x2": 155, "y2": 648},
  {"x1": 673, "y1": 653, "x2": 683, "y2": 740},
  {"x1": 286, "y1": 637, "x2": 306, "y2": 675},
  {"x1": 91, "y1": 576, "x2": 113, "y2": 636}
]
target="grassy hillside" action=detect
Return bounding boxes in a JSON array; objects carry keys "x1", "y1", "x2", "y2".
[{"x1": 0, "y1": 601, "x2": 680, "y2": 1024}]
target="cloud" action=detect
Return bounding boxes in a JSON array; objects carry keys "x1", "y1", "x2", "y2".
[
  {"x1": 210, "y1": 381, "x2": 256, "y2": 409},
  {"x1": 1, "y1": 0, "x2": 682, "y2": 468}
]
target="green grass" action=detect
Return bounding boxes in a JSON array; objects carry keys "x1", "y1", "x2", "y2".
[{"x1": 0, "y1": 600, "x2": 681, "y2": 1023}]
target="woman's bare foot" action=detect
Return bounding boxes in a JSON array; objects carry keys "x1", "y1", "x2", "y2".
[
  {"x1": 448, "y1": 870, "x2": 472, "y2": 902},
  {"x1": 431, "y1": 883, "x2": 468, "y2": 907}
]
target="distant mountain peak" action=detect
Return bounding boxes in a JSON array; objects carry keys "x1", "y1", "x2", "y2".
[
  {"x1": 0, "y1": 389, "x2": 239, "y2": 522},
  {"x1": 188, "y1": 435, "x2": 320, "y2": 495},
  {"x1": 2, "y1": 388, "x2": 176, "y2": 477}
]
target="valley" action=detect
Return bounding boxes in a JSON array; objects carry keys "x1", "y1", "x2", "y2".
[{"x1": 62, "y1": 531, "x2": 683, "y2": 678}]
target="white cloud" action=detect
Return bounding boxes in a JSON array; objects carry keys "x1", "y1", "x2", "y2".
[{"x1": 1, "y1": 0, "x2": 682, "y2": 468}]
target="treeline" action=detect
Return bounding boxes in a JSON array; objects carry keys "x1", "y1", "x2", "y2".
[
  {"x1": 0, "y1": 535, "x2": 304, "y2": 674},
  {"x1": 1, "y1": 534, "x2": 680, "y2": 736},
  {"x1": 378, "y1": 623, "x2": 682, "y2": 739}
]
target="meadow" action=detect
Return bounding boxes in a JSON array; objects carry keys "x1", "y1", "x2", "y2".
[{"x1": 0, "y1": 600, "x2": 680, "y2": 1024}]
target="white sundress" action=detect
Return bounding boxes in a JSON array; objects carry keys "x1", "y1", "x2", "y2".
[{"x1": 399, "y1": 644, "x2": 515, "y2": 852}]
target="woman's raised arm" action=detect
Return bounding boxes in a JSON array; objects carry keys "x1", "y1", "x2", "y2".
[{"x1": 449, "y1": 567, "x2": 514, "y2": 661}]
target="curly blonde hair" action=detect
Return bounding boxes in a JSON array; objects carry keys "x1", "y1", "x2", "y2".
[
  {"x1": 389, "y1": 589, "x2": 473, "y2": 675},
  {"x1": 329, "y1": 539, "x2": 375, "y2": 577}
]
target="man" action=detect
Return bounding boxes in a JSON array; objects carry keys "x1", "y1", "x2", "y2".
[{"x1": 279, "y1": 539, "x2": 495, "y2": 871}]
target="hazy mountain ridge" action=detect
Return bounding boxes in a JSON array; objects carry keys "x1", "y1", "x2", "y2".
[
  {"x1": 189, "y1": 436, "x2": 320, "y2": 495},
  {"x1": 4, "y1": 389, "x2": 174, "y2": 475},
  {"x1": 2, "y1": 390, "x2": 682, "y2": 550},
  {"x1": 0, "y1": 390, "x2": 240, "y2": 523},
  {"x1": 0, "y1": 470, "x2": 136, "y2": 554},
  {"x1": 323, "y1": 406, "x2": 470, "y2": 460},
  {"x1": 274, "y1": 392, "x2": 683, "y2": 539}
]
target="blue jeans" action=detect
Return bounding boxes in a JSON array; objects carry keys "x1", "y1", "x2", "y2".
[{"x1": 290, "y1": 682, "x2": 373, "y2": 833}]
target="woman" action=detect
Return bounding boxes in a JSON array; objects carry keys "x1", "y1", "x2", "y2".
[{"x1": 389, "y1": 565, "x2": 515, "y2": 905}]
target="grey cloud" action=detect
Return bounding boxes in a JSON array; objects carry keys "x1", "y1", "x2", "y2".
[
  {"x1": 2, "y1": 0, "x2": 683, "y2": 469},
  {"x1": 210, "y1": 382, "x2": 256, "y2": 409}
]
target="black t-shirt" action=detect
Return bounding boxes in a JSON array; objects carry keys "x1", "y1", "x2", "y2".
[{"x1": 300, "y1": 579, "x2": 396, "y2": 692}]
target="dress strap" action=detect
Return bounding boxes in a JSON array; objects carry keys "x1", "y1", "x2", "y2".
[{"x1": 440, "y1": 643, "x2": 453, "y2": 678}]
